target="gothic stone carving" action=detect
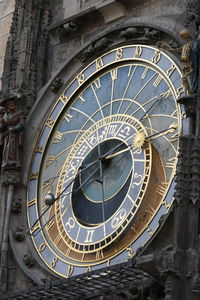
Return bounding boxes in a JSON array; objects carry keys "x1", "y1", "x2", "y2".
[
  {"x1": 57, "y1": 21, "x2": 78, "y2": 41},
  {"x1": 190, "y1": 138, "x2": 200, "y2": 205},
  {"x1": 23, "y1": 253, "x2": 35, "y2": 268},
  {"x1": 50, "y1": 77, "x2": 64, "y2": 94},
  {"x1": 13, "y1": 226, "x2": 25, "y2": 242},
  {"x1": 2, "y1": 0, "x2": 50, "y2": 111},
  {"x1": 185, "y1": 0, "x2": 200, "y2": 34},
  {"x1": 81, "y1": 37, "x2": 112, "y2": 62},
  {"x1": 12, "y1": 199, "x2": 22, "y2": 214},
  {"x1": 177, "y1": 96, "x2": 196, "y2": 118},
  {"x1": 120, "y1": 27, "x2": 141, "y2": 39},
  {"x1": 1, "y1": 169, "x2": 21, "y2": 186},
  {"x1": 120, "y1": 26, "x2": 159, "y2": 41},
  {"x1": 160, "y1": 245, "x2": 178, "y2": 277}
]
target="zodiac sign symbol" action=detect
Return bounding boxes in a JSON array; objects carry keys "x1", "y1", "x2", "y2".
[
  {"x1": 118, "y1": 126, "x2": 131, "y2": 139},
  {"x1": 67, "y1": 159, "x2": 80, "y2": 176},
  {"x1": 99, "y1": 125, "x2": 117, "y2": 141},
  {"x1": 111, "y1": 208, "x2": 127, "y2": 228},
  {"x1": 88, "y1": 134, "x2": 98, "y2": 146},
  {"x1": 77, "y1": 144, "x2": 88, "y2": 157},
  {"x1": 132, "y1": 173, "x2": 143, "y2": 188}
]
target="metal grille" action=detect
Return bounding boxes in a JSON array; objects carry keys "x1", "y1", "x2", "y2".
[{"x1": 1, "y1": 259, "x2": 150, "y2": 299}]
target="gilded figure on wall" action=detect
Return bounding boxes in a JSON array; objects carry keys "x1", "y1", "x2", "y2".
[{"x1": 157, "y1": 29, "x2": 199, "y2": 98}]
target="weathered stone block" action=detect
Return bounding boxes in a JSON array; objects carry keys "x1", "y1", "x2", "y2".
[
  {"x1": 0, "y1": 34, "x2": 9, "y2": 59},
  {"x1": 0, "y1": 57, "x2": 4, "y2": 75},
  {"x1": 96, "y1": 0, "x2": 126, "y2": 23},
  {"x1": 0, "y1": 13, "x2": 13, "y2": 38},
  {"x1": 0, "y1": 0, "x2": 15, "y2": 19},
  {"x1": 63, "y1": 0, "x2": 79, "y2": 18}
]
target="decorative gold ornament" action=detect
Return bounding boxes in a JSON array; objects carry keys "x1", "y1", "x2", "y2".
[{"x1": 133, "y1": 131, "x2": 146, "y2": 149}]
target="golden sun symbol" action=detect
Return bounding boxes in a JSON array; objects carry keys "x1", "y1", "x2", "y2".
[{"x1": 133, "y1": 131, "x2": 146, "y2": 149}]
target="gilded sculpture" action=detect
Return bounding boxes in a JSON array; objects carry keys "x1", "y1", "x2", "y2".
[{"x1": 157, "y1": 29, "x2": 199, "y2": 98}]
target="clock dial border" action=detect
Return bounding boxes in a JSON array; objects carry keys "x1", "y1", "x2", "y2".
[{"x1": 27, "y1": 44, "x2": 188, "y2": 278}]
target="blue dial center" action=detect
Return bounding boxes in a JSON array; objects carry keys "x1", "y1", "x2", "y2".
[{"x1": 80, "y1": 139, "x2": 133, "y2": 203}]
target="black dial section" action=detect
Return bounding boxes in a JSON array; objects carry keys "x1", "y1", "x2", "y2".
[{"x1": 72, "y1": 139, "x2": 132, "y2": 225}]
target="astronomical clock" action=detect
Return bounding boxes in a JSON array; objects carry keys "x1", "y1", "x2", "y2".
[{"x1": 27, "y1": 44, "x2": 188, "y2": 278}]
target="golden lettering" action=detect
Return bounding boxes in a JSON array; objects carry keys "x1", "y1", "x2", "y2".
[
  {"x1": 65, "y1": 112, "x2": 73, "y2": 123},
  {"x1": 153, "y1": 75, "x2": 163, "y2": 88},
  {"x1": 166, "y1": 64, "x2": 176, "y2": 77},
  {"x1": 46, "y1": 156, "x2": 55, "y2": 168},
  {"x1": 116, "y1": 48, "x2": 123, "y2": 60},
  {"x1": 161, "y1": 89, "x2": 172, "y2": 99},
  {"x1": 39, "y1": 243, "x2": 46, "y2": 252},
  {"x1": 46, "y1": 219, "x2": 55, "y2": 231},
  {"x1": 176, "y1": 85, "x2": 184, "y2": 98},
  {"x1": 93, "y1": 78, "x2": 101, "y2": 89},
  {"x1": 96, "y1": 249, "x2": 104, "y2": 260},
  {"x1": 166, "y1": 157, "x2": 176, "y2": 169},
  {"x1": 29, "y1": 173, "x2": 38, "y2": 180},
  {"x1": 156, "y1": 182, "x2": 168, "y2": 197},
  {"x1": 84, "y1": 230, "x2": 94, "y2": 243},
  {"x1": 134, "y1": 46, "x2": 143, "y2": 58},
  {"x1": 46, "y1": 118, "x2": 55, "y2": 128},
  {"x1": 35, "y1": 145, "x2": 43, "y2": 153},
  {"x1": 66, "y1": 265, "x2": 74, "y2": 278},
  {"x1": 53, "y1": 131, "x2": 63, "y2": 143},
  {"x1": 77, "y1": 73, "x2": 85, "y2": 85},
  {"x1": 54, "y1": 235, "x2": 62, "y2": 246},
  {"x1": 110, "y1": 68, "x2": 118, "y2": 80},
  {"x1": 96, "y1": 57, "x2": 104, "y2": 70},
  {"x1": 59, "y1": 93, "x2": 68, "y2": 104},
  {"x1": 27, "y1": 199, "x2": 36, "y2": 207},
  {"x1": 141, "y1": 67, "x2": 148, "y2": 79},
  {"x1": 51, "y1": 257, "x2": 58, "y2": 268},
  {"x1": 151, "y1": 50, "x2": 161, "y2": 64},
  {"x1": 145, "y1": 205, "x2": 155, "y2": 217}
]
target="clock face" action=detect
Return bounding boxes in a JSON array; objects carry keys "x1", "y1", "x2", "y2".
[{"x1": 27, "y1": 44, "x2": 188, "y2": 278}]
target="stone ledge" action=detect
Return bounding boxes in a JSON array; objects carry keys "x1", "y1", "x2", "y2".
[{"x1": 49, "y1": 0, "x2": 126, "y2": 31}]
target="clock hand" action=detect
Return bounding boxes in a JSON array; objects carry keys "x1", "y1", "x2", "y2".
[
  {"x1": 139, "y1": 97, "x2": 162, "y2": 121},
  {"x1": 97, "y1": 143, "x2": 106, "y2": 238},
  {"x1": 73, "y1": 165, "x2": 100, "y2": 194},
  {"x1": 78, "y1": 142, "x2": 130, "y2": 170},
  {"x1": 105, "y1": 124, "x2": 177, "y2": 160},
  {"x1": 30, "y1": 120, "x2": 175, "y2": 236},
  {"x1": 27, "y1": 161, "x2": 100, "y2": 235},
  {"x1": 59, "y1": 165, "x2": 100, "y2": 197},
  {"x1": 89, "y1": 142, "x2": 134, "y2": 187},
  {"x1": 28, "y1": 142, "x2": 124, "y2": 236},
  {"x1": 105, "y1": 144, "x2": 133, "y2": 160},
  {"x1": 28, "y1": 165, "x2": 101, "y2": 236},
  {"x1": 146, "y1": 124, "x2": 177, "y2": 141},
  {"x1": 104, "y1": 95, "x2": 170, "y2": 160}
]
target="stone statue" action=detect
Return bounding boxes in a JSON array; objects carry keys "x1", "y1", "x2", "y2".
[
  {"x1": 1, "y1": 98, "x2": 25, "y2": 169},
  {"x1": 157, "y1": 29, "x2": 199, "y2": 98}
]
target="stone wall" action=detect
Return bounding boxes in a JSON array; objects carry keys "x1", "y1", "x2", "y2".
[
  {"x1": 0, "y1": 0, "x2": 15, "y2": 89},
  {"x1": 47, "y1": 0, "x2": 189, "y2": 78}
]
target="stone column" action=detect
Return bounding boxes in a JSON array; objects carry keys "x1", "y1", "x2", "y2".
[{"x1": 0, "y1": 0, "x2": 15, "y2": 89}]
